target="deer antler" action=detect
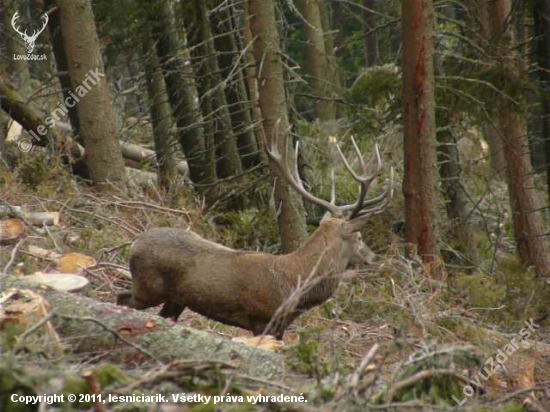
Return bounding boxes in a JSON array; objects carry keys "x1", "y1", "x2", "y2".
[
  {"x1": 265, "y1": 119, "x2": 343, "y2": 216},
  {"x1": 11, "y1": 11, "x2": 27, "y2": 38},
  {"x1": 264, "y1": 119, "x2": 393, "y2": 223}
]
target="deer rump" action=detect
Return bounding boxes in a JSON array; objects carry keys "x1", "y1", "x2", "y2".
[{"x1": 122, "y1": 228, "x2": 304, "y2": 337}]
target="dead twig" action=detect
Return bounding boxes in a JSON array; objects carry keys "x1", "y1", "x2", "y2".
[
  {"x1": 3, "y1": 238, "x2": 26, "y2": 274},
  {"x1": 385, "y1": 369, "x2": 470, "y2": 404}
]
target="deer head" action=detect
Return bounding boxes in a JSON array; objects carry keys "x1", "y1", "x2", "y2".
[
  {"x1": 11, "y1": 11, "x2": 49, "y2": 55},
  {"x1": 265, "y1": 120, "x2": 393, "y2": 267}
]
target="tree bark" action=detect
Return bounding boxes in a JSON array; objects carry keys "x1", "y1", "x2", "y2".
[
  {"x1": 148, "y1": 1, "x2": 211, "y2": 185},
  {"x1": 194, "y1": 0, "x2": 242, "y2": 179},
  {"x1": 249, "y1": 0, "x2": 308, "y2": 252},
  {"x1": 487, "y1": 0, "x2": 550, "y2": 277},
  {"x1": 143, "y1": 39, "x2": 178, "y2": 190},
  {"x1": 297, "y1": 0, "x2": 335, "y2": 122},
  {"x1": 402, "y1": 0, "x2": 440, "y2": 266},
  {"x1": 55, "y1": 0, "x2": 126, "y2": 185}
]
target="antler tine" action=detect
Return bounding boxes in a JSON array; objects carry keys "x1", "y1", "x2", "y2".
[
  {"x1": 265, "y1": 120, "x2": 341, "y2": 216},
  {"x1": 350, "y1": 136, "x2": 366, "y2": 174},
  {"x1": 335, "y1": 142, "x2": 383, "y2": 217},
  {"x1": 346, "y1": 167, "x2": 394, "y2": 231},
  {"x1": 330, "y1": 169, "x2": 336, "y2": 205}
]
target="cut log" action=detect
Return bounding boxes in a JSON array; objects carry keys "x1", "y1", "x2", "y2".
[
  {"x1": 119, "y1": 140, "x2": 188, "y2": 176},
  {"x1": 57, "y1": 253, "x2": 97, "y2": 273},
  {"x1": 0, "y1": 205, "x2": 60, "y2": 226},
  {"x1": 25, "y1": 273, "x2": 89, "y2": 292},
  {"x1": 0, "y1": 218, "x2": 26, "y2": 244}
]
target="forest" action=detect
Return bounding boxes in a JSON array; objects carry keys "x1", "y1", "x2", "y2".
[{"x1": 1, "y1": 0, "x2": 550, "y2": 410}]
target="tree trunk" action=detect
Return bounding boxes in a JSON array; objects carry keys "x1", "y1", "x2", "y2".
[
  {"x1": 194, "y1": 0, "x2": 242, "y2": 179},
  {"x1": 248, "y1": 0, "x2": 308, "y2": 252},
  {"x1": 148, "y1": 1, "x2": 210, "y2": 185},
  {"x1": 487, "y1": 0, "x2": 550, "y2": 277},
  {"x1": 363, "y1": 0, "x2": 378, "y2": 67},
  {"x1": 55, "y1": 0, "x2": 126, "y2": 185},
  {"x1": 534, "y1": 0, "x2": 550, "y2": 201},
  {"x1": 143, "y1": 40, "x2": 178, "y2": 190},
  {"x1": 297, "y1": 0, "x2": 335, "y2": 122},
  {"x1": 402, "y1": 0, "x2": 440, "y2": 266}
]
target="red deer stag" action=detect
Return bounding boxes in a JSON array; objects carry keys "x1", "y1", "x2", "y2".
[{"x1": 117, "y1": 121, "x2": 393, "y2": 339}]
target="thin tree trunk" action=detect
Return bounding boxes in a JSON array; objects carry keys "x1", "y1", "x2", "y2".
[
  {"x1": 44, "y1": 0, "x2": 80, "y2": 136},
  {"x1": 437, "y1": 114, "x2": 479, "y2": 268},
  {"x1": 487, "y1": 0, "x2": 550, "y2": 277},
  {"x1": 402, "y1": 0, "x2": 440, "y2": 266},
  {"x1": 332, "y1": 0, "x2": 344, "y2": 58},
  {"x1": 0, "y1": 112, "x2": 6, "y2": 173},
  {"x1": 363, "y1": 0, "x2": 378, "y2": 67},
  {"x1": 55, "y1": 0, "x2": 126, "y2": 185},
  {"x1": 213, "y1": 3, "x2": 259, "y2": 169},
  {"x1": 298, "y1": 0, "x2": 335, "y2": 122},
  {"x1": 194, "y1": 0, "x2": 242, "y2": 179},
  {"x1": 148, "y1": 1, "x2": 210, "y2": 185},
  {"x1": 242, "y1": 0, "x2": 267, "y2": 162},
  {"x1": 319, "y1": 0, "x2": 343, "y2": 116},
  {"x1": 248, "y1": 0, "x2": 307, "y2": 252},
  {"x1": 143, "y1": 39, "x2": 178, "y2": 190}
]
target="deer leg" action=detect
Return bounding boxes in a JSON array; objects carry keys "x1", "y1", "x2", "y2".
[{"x1": 159, "y1": 302, "x2": 185, "y2": 320}]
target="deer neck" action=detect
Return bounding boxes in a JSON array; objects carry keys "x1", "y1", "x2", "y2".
[{"x1": 276, "y1": 226, "x2": 348, "y2": 306}]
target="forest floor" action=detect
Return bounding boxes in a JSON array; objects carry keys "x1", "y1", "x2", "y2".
[{"x1": 1, "y1": 159, "x2": 550, "y2": 411}]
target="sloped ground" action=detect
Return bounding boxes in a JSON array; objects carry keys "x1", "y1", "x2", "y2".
[{"x1": 1, "y1": 158, "x2": 550, "y2": 411}]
